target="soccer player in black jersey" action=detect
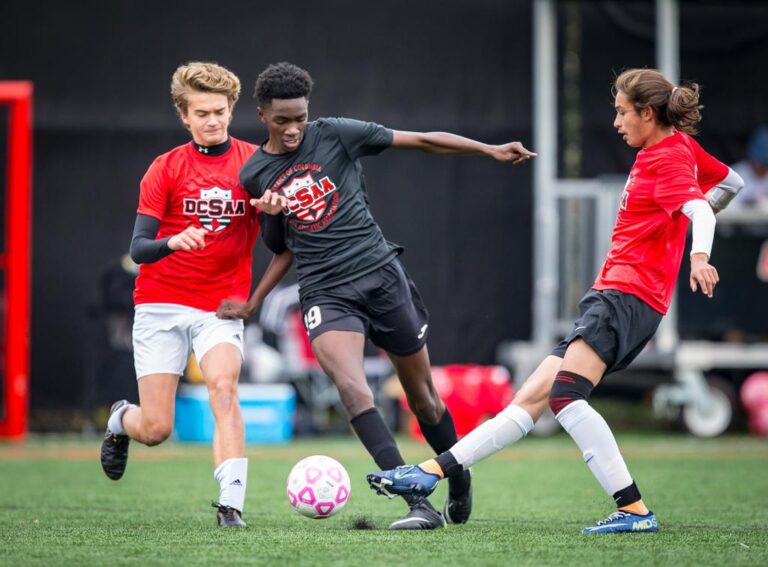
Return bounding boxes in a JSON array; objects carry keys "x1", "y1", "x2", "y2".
[{"x1": 217, "y1": 62, "x2": 534, "y2": 529}]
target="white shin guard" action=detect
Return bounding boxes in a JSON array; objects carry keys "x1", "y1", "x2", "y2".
[
  {"x1": 450, "y1": 404, "x2": 534, "y2": 469},
  {"x1": 555, "y1": 400, "x2": 633, "y2": 497},
  {"x1": 214, "y1": 457, "x2": 248, "y2": 513}
]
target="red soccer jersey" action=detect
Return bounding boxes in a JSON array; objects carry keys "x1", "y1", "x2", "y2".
[
  {"x1": 133, "y1": 138, "x2": 260, "y2": 311},
  {"x1": 593, "y1": 131, "x2": 728, "y2": 314}
]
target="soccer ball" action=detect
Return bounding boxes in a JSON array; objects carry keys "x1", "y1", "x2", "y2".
[{"x1": 286, "y1": 455, "x2": 351, "y2": 519}]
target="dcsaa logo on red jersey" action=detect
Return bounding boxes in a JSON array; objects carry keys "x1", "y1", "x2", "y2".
[
  {"x1": 280, "y1": 172, "x2": 338, "y2": 222},
  {"x1": 619, "y1": 171, "x2": 637, "y2": 210},
  {"x1": 183, "y1": 186, "x2": 246, "y2": 232}
]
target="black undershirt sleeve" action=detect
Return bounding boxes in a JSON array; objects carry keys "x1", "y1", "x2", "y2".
[
  {"x1": 259, "y1": 212, "x2": 287, "y2": 254},
  {"x1": 129, "y1": 213, "x2": 173, "y2": 264}
]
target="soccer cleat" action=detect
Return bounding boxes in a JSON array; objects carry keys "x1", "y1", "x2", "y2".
[
  {"x1": 581, "y1": 510, "x2": 658, "y2": 534},
  {"x1": 213, "y1": 502, "x2": 247, "y2": 528},
  {"x1": 444, "y1": 469, "x2": 472, "y2": 524},
  {"x1": 100, "y1": 400, "x2": 131, "y2": 481},
  {"x1": 388, "y1": 498, "x2": 446, "y2": 530},
  {"x1": 366, "y1": 465, "x2": 440, "y2": 498}
]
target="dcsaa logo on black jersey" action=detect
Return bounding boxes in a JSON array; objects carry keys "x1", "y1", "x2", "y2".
[
  {"x1": 183, "y1": 186, "x2": 246, "y2": 232},
  {"x1": 281, "y1": 172, "x2": 338, "y2": 222}
]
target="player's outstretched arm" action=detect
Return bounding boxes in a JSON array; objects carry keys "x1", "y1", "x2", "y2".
[
  {"x1": 217, "y1": 250, "x2": 293, "y2": 320},
  {"x1": 391, "y1": 131, "x2": 536, "y2": 164}
]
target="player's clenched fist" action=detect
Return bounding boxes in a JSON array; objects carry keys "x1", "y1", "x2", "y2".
[
  {"x1": 251, "y1": 189, "x2": 287, "y2": 215},
  {"x1": 168, "y1": 226, "x2": 207, "y2": 251},
  {"x1": 216, "y1": 300, "x2": 253, "y2": 320}
]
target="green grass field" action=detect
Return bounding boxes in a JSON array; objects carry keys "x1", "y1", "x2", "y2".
[{"x1": 1, "y1": 433, "x2": 767, "y2": 566}]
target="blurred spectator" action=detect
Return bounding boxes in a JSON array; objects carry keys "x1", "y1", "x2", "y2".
[
  {"x1": 99, "y1": 253, "x2": 138, "y2": 351},
  {"x1": 731, "y1": 126, "x2": 768, "y2": 210}
]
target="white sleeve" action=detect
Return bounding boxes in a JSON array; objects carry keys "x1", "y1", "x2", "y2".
[
  {"x1": 681, "y1": 199, "x2": 716, "y2": 257},
  {"x1": 706, "y1": 167, "x2": 744, "y2": 211},
  {"x1": 716, "y1": 167, "x2": 745, "y2": 193}
]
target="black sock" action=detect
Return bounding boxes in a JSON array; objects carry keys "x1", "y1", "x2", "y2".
[
  {"x1": 613, "y1": 481, "x2": 642, "y2": 509},
  {"x1": 435, "y1": 451, "x2": 464, "y2": 478},
  {"x1": 418, "y1": 409, "x2": 458, "y2": 454},
  {"x1": 350, "y1": 407, "x2": 420, "y2": 507},
  {"x1": 419, "y1": 410, "x2": 469, "y2": 497}
]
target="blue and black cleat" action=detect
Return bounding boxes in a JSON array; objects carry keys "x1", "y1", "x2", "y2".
[
  {"x1": 366, "y1": 465, "x2": 440, "y2": 498},
  {"x1": 581, "y1": 510, "x2": 658, "y2": 534}
]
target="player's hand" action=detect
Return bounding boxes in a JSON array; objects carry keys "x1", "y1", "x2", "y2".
[
  {"x1": 168, "y1": 226, "x2": 207, "y2": 251},
  {"x1": 690, "y1": 253, "x2": 719, "y2": 298},
  {"x1": 216, "y1": 300, "x2": 255, "y2": 320},
  {"x1": 251, "y1": 190, "x2": 287, "y2": 215},
  {"x1": 490, "y1": 142, "x2": 537, "y2": 164}
]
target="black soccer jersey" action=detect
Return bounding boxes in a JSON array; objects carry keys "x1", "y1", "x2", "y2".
[{"x1": 239, "y1": 118, "x2": 402, "y2": 298}]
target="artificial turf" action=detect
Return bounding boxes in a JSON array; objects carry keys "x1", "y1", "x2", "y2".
[{"x1": 1, "y1": 434, "x2": 766, "y2": 566}]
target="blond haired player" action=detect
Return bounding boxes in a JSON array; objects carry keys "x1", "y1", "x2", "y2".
[{"x1": 100, "y1": 62, "x2": 290, "y2": 528}]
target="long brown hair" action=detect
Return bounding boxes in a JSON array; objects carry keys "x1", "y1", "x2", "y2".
[{"x1": 613, "y1": 68, "x2": 702, "y2": 135}]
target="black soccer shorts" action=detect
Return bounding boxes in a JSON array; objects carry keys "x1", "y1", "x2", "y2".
[
  {"x1": 300, "y1": 259, "x2": 429, "y2": 356},
  {"x1": 551, "y1": 289, "x2": 663, "y2": 375}
]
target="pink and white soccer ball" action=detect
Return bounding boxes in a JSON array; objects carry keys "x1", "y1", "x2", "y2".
[{"x1": 286, "y1": 455, "x2": 351, "y2": 519}]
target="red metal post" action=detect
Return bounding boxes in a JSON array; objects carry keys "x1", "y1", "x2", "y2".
[{"x1": 0, "y1": 82, "x2": 33, "y2": 440}]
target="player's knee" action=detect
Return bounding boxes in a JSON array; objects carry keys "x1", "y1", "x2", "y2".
[
  {"x1": 407, "y1": 396, "x2": 442, "y2": 424},
  {"x1": 548, "y1": 371, "x2": 595, "y2": 416},
  {"x1": 143, "y1": 419, "x2": 173, "y2": 446},
  {"x1": 339, "y1": 387, "x2": 375, "y2": 417},
  {"x1": 207, "y1": 377, "x2": 239, "y2": 414}
]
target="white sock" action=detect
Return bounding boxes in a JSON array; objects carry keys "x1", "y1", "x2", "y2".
[
  {"x1": 555, "y1": 400, "x2": 633, "y2": 496},
  {"x1": 107, "y1": 403, "x2": 136, "y2": 435},
  {"x1": 450, "y1": 404, "x2": 534, "y2": 469},
  {"x1": 214, "y1": 457, "x2": 248, "y2": 513}
]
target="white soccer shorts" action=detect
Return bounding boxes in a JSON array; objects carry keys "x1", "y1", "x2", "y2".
[{"x1": 132, "y1": 303, "x2": 244, "y2": 379}]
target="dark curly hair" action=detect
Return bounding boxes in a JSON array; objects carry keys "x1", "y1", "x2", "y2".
[{"x1": 254, "y1": 62, "x2": 313, "y2": 107}]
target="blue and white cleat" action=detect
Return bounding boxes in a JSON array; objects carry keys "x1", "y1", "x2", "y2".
[
  {"x1": 367, "y1": 465, "x2": 440, "y2": 498},
  {"x1": 582, "y1": 510, "x2": 659, "y2": 534}
]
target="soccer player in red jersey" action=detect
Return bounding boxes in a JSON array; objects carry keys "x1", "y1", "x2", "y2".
[
  {"x1": 99, "y1": 62, "x2": 291, "y2": 528},
  {"x1": 368, "y1": 68, "x2": 744, "y2": 534}
]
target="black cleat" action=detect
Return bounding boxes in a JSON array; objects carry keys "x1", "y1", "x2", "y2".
[
  {"x1": 100, "y1": 400, "x2": 131, "y2": 481},
  {"x1": 213, "y1": 502, "x2": 247, "y2": 528},
  {"x1": 388, "y1": 498, "x2": 446, "y2": 530},
  {"x1": 444, "y1": 469, "x2": 473, "y2": 524}
]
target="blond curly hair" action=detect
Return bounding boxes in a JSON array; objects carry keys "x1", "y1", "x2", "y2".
[{"x1": 171, "y1": 61, "x2": 241, "y2": 117}]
